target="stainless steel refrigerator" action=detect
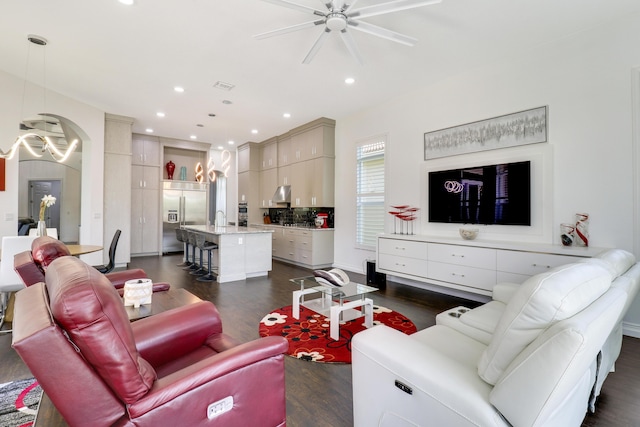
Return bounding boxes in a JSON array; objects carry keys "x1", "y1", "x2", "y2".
[{"x1": 162, "y1": 181, "x2": 208, "y2": 253}]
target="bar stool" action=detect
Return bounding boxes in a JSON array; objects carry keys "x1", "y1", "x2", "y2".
[
  {"x1": 183, "y1": 231, "x2": 200, "y2": 272},
  {"x1": 196, "y1": 233, "x2": 218, "y2": 282},
  {"x1": 189, "y1": 232, "x2": 208, "y2": 277},
  {"x1": 175, "y1": 228, "x2": 190, "y2": 267}
]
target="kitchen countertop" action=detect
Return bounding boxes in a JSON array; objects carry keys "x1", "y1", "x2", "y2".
[
  {"x1": 251, "y1": 223, "x2": 335, "y2": 231},
  {"x1": 184, "y1": 224, "x2": 274, "y2": 235}
]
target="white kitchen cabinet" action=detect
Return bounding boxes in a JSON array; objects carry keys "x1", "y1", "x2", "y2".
[
  {"x1": 269, "y1": 226, "x2": 334, "y2": 268},
  {"x1": 277, "y1": 133, "x2": 292, "y2": 167},
  {"x1": 260, "y1": 168, "x2": 278, "y2": 208},
  {"x1": 131, "y1": 165, "x2": 160, "y2": 255},
  {"x1": 377, "y1": 235, "x2": 605, "y2": 296},
  {"x1": 278, "y1": 165, "x2": 291, "y2": 186},
  {"x1": 238, "y1": 170, "x2": 261, "y2": 225},
  {"x1": 131, "y1": 189, "x2": 159, "y2": 255},
  {"x1": 261, "y1": 139, "x2": 277, "y2": 170},
  {"x1": 290, "y1": 119, "x2": 335, "y2": 163},
  {"x1": 290, "y1": 157, "x2": 334, "y2": 207},
  {"x1": 132, "y1": 135, "x2": 160, "y2": 166},
  {"x1": 237, "y1": 142, "x2": 261, "y2": 173}
]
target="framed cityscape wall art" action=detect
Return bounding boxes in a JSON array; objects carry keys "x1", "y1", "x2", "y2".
[{"x1": 423, "y1": 106, "x2": 548, "y2": 160}]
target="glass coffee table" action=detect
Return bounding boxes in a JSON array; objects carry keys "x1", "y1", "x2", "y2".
[{"x1": 290, "y1": 276, "x2": 378, "y2": 340}]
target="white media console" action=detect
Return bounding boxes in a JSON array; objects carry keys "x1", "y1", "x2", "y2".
[{"x1": 376, "y1": 234, "x2": 605, "y2": 296}]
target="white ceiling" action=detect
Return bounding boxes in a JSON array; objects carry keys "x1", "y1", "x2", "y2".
[{"x1": 1, "y1": 0, "x2": 639, "y2": 150}]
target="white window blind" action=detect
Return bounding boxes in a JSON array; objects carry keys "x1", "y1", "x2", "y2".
[{"x1": 356, "y1": 139, "x2": 385, "y2": 248}]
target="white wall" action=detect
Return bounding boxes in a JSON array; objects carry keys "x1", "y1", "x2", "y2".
[
  {"x1": 0, "y1": 69, "x2": 105, "y2": 265},
  {"x1": 334, "y1": 14, "x2": 640, "y2": 332}
]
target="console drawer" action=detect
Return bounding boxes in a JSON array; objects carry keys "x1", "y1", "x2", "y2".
[
  {"x1": 497, "y1": 250, "x2": 580, "y2": 277},
  {"x1": 378, "y1": 253, "x2": 428, "y2": 277},
  {"x1": 378, "y1": 238, "x2": 428, "y2": 260},
  {"x1": 428, "y1": 261, "x2": 497, "y2": 291},
  {"x1": 428, "y1": 244, "x2": 496, "y2": 269}
]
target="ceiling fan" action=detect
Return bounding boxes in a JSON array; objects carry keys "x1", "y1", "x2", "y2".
[{"x1": 255, "y1": 0, "x2": 442, "y2": 64}]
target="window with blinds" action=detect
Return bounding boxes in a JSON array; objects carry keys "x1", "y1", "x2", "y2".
[{"x1": 356, "y1": 138, "x2": 385, "y2": 249}]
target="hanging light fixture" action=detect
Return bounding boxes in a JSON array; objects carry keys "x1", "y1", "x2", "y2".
[{"x1": 0, "y1": 35, "x2": 79, "y2": 163}]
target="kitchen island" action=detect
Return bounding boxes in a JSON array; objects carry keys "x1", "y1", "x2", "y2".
[{"x1": 183, "y1": 225, "x2": 273, "y2": 283}]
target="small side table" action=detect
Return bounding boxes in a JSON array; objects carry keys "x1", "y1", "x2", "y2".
[{"x1": 290, "y1": 276, "x2": 377, "y2": 340}]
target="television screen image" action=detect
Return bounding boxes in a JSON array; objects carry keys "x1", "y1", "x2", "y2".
[{"x1": 428, "y1": 161, "x2": 531, "y2": 226}]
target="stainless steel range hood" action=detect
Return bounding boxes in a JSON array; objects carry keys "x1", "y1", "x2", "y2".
[{"x1": 272, "y1": 185, "x2": 291, "y2": 203}]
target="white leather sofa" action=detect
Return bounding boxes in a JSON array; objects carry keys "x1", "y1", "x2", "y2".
[
  {"x1": 435, "y1": 248, "x2": 640, "y2": 411},
  {"x1": 352, "y1": 255, "x2": 633, "y2": 427}
]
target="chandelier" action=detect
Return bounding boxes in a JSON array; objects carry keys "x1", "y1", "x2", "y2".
[{"x1": 0, "y1": 35, "x2": 79, "y2": 163}]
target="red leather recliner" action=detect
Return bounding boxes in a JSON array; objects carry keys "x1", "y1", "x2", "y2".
[
  {"x1": 12, "y1": 256, "x2": 288, "y2": 426},
  {"x1": 13, "y1": 236, "x2": 170, "y2": 293}
]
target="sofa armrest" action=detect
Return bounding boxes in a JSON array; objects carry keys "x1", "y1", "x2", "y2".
[
  {"x1": 352, "y1": 325, "x2": 502, "y2": 427},
  {"x1": 127, "y1": 336, "x2": 288, "y2": 419},
  {"x1": 132, "y1": 301, "x2": 225, "y2": 366},
  {"x1": 13, "y1": 250, "x2": 44, "y2": 286},
  {"x1": 492, "y1": 282, "x2": 520, "y2": 304}
]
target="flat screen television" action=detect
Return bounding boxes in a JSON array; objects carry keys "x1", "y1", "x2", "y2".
[{"x1": 428, "y1": 160, "x2": 531, "y2": 226}]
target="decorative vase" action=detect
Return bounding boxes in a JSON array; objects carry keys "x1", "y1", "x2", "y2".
[
  {"x1": 36, "y1": 220, "x2": 47, "y2": 237},
  {"x1": 165, "y1": 161, "x2": 175, "y2": 180},
  {"x1": 575, "y1": 213, "x2": 589, "y2": 247},
  {"x1": 560, "y1": 223, "x2": 575, "y2": 246},
  {"x1": 179, "y1": 166, "x2": 187, "y2": 181}
]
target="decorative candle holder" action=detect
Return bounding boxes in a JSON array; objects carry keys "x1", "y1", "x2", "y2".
[
  {"x1": 575, "y1": 213, "x2": 589, "y2": 247},
  {"x1": 560, "y1": 223, "x2": 575, "y2": 246}
]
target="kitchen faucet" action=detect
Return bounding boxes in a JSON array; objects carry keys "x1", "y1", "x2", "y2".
[{"x1": 215, "y1": 210, "x2": 226, "y2": 227}]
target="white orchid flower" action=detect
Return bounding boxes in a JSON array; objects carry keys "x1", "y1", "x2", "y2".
[{"x1": 41, "y1": 195, "x2": 56, "y2": 207}]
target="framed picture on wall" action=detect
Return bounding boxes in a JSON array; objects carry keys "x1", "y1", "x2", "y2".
[{"x1": 424, "y1": 106, "x2": 548, "y2": 160}]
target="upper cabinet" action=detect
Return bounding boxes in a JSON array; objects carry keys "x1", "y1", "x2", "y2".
[
  {"x1": 238, "y1": 142, "x2": 261, "y2": 173},
  {"x1": 132, "y1": 135, "x2": 161, "y2": 166},
  {"x1": 261, "y1": 138, "x2": 278, "y2": 170},
  {"x1": 277, "y1": 133, "x2": 292, "y2": 167},
  {"x1": 290, "y1": 118, "x2": 335, "y2": 163}
]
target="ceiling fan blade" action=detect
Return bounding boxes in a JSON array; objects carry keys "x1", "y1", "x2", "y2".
[
  {"x1": 254, "y1": 19, "x2": 325, "y2": 39},
  {"x1": 343, "y1": 0, "x2": 360, "y2": 13},
  {"x1": 302, "y1": 28, "x2": 331, "y2": 64},
  {"x1": 332, "y1": 0, "x2": 346, "y2": 11},
  {"x1": 348, "y1": 0, "x2": 441, "y2": 20},
  {"x1": 262, "y1": 0, "x2": 326, "y2": 16},
  {"x1": 339, "y1": 30, "x2": 364, "y2": 65},
  {"x1": 348, "y1": 20, "x2": 417, "y2": 46}
]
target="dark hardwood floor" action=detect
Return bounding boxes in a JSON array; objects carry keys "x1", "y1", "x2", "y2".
[{"x1": 2, "y1": 254, "x2": 639, "y2": 426}]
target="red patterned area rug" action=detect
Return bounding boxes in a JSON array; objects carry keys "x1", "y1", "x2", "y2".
[
  {"x1": 0, "y1": 378, "x2": 41, "y2": 427},
  {"x1": 259, "y1": 304, "x2": 416, "y2": 363}
]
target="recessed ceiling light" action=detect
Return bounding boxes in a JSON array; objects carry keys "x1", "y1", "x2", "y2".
[
  {"x1": 156, "y1": 112, "x2": 165, "y2": 118},
  {"x1": 217, "y1": 146, "x2": 224, "y2": 150},
  {"x1": 345, "y1": 77, "x2": 355, "y2": 85},
  {"x1": 174, "y1": 86, "x2": 184, "y2": 93},
  {"x1": 145, "y1": 128, "x2": 154, "y2": 133},
  {"x1": 228, "y1": 140, "x2": 235, "y2": 145},
  {"x1": 119, "y1": 0, "x2": 134, "y2": 5},
  {"x1": 251, "y1": 129, "x2": 258, "y2": 134},
  {"x1": 283, "y1": 113, "x2": 291, "y2": 118},
  {"x1": 190, "y1": 135, "x2": 197, "y2": 140}
]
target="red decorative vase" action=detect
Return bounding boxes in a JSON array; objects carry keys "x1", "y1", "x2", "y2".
[{"x1": 165, "y1": 161, "x2": 175, "y2": 180}]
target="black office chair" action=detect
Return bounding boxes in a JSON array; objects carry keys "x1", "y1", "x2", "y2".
[{"x1": 94, "y1": 229, "x2": 121, "y2": 274}]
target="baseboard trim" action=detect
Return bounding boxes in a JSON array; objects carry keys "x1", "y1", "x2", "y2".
[{"x1": 623, "y1": 321, "x2": 640, "y2": 338}]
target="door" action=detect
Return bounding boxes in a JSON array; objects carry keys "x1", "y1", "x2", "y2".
[{"x1": 29, "y1": 180, "x2": 61, "y2": 230}]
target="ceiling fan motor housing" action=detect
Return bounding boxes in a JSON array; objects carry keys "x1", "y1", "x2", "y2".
[{"x1": 326, "y1": 13, "x2": 348, "y2": 31}]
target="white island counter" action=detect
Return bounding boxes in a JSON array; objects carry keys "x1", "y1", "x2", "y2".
[{"x1": 183, "y1": 225, "x2": 273, "y2": 283}]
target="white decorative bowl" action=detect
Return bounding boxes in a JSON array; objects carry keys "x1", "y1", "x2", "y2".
[{"x1": 459, "y1": 228, "x2": 479, "y2": 240}]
